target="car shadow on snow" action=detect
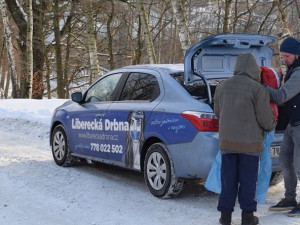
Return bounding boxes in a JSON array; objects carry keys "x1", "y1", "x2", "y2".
[
  {"x1": 74, "y1": 160, "x2": 218, "y2": 199},
  {"x1": 179, "y1": 179, "x2": 218, "y2": 199}
]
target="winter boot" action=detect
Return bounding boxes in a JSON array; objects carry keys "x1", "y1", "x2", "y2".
[
  {"x1": 288, "y1": 203, "x2": 300, "y2": 217},
  {"x1": 241, "y1": 211, "x2": 259, "y2": 225},
  {"x1": 219, "y1": 212, "x2": 231, "y2": 225},
  {"x1": 269, "y1": 198, "x2": 297, "y2": 211}
]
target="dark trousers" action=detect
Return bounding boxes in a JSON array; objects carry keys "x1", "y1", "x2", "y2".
[{"x1": 217, "y1": 153, "x2": 259, "y2": 213}]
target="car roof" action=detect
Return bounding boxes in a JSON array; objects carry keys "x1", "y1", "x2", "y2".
[{"x1": 121, "y1": 64, "x2": 184, "y2": 74}]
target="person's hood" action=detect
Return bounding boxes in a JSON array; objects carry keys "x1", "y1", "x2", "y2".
[{"x1": 234, "y1": 53, "x2": 260, "y2": 81}]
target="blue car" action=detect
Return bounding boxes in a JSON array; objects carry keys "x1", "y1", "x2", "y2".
[{"x1": 50, "y1": 34, "x2": 286, "y2": 198}]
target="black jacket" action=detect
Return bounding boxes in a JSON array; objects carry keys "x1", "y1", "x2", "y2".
[
  {"x1": 284, "y1": 58, "x2": 300, "y2": 126},
  {"x1": 267, "y1": 57, "x2": 300, "y2": 126}
]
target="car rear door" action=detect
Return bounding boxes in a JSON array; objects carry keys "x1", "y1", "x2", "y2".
[{"x1": 105, "y1": 69, "x2": 163, "y2": 170}]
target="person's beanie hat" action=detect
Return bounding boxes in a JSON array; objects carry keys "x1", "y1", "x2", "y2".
[{"x1": 280, "y1": 37, "x2": 300, "y2": 55}]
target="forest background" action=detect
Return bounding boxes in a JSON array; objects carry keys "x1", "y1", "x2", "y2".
[{"x1": 0, "y1": 0, "x2": 299, "y2": 99}]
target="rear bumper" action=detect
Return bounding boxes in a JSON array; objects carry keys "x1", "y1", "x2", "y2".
[
  {"x1": 168, "y1": 131, "x2": 283, "y2": 179},
  {"x1": 167, "y1": 132, "x2": 219, "y2": 179}
]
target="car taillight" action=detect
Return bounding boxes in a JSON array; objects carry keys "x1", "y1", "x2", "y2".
[{"x1": 181, "y1": 111, "x2": 219, "y2": 132}]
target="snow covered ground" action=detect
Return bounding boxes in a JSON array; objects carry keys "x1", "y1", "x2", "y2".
[{"x1": 0, "y1": 99, "x2": 299, "y2": 225}]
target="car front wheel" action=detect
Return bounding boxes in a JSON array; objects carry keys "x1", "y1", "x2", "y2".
[
  {"x1": 144, "y1": 143, "x2": 184, "y2": 198},
  {"x1": 51, "y1": 125, "x2": 75, "y2": 167}
]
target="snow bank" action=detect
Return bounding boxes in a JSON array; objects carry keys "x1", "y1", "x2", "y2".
[{"x1": 0, "y1": 99, "x2": 67, "y2": 125}]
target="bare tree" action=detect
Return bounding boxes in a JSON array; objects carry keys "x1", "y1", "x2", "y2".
[
  {"x1": 0, "y1": 0, "x2": 20, "y2": 98},
  {"x1": 137, "y1": 0, "x2": 157, "y2": 64},
  {"x1": 132, "y1": 15, "x2": 142, "y2": 65},
  {"x1": 1, "y1": 0, "x2": 300, "y2": 99},
  {"x1": 86, "y1": 0, "x2": 100, "y2": 83},
  {"x1": 27, "y1": 0, "x2": 34, "y2": 98},
  {"x1": 171, "y1": 0, "x2": 191, "y2": 55},
  {"x1": 257, "y1": 2, "x2": 276, "y2": 34},
  {"x1": 53, "y1": 0, "x2": 65, "y2": 98},
  {"x1": 0, "y1": 39, "x2": 5, "y2": 92},
  {"x1": 274, "y1": 0, "x2": 293, "y2": 37},
  {"x1": 107, "y1": 0, "x2": 115, "y2": 70},
  {"x1": 5, "y1": 0, "x2": 45, "y2": 99},
  {"x1": 223, "y1": 0, "x2": 233, "y2": 33},
  {"x1": 63, "y1": 1, "x2": 76, "y2": 98}
]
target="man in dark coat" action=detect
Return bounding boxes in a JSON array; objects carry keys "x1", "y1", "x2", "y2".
[
  {"x1": 214, "y1": 53, "x2": 276, "y2": 225},
  {"x1": 267, "y1": 37, "x2": 300, "y2": 217}
]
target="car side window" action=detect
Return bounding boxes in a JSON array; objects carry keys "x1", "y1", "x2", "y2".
[
  {"x1": 85, "y1": 73, "x2": 122, "y2": 103},
  {"x1": 119, "y1": 73, "x2": 159, "y2": 101}
]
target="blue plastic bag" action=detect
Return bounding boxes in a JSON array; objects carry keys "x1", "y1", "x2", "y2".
[
  {"x1": 205, "y1": 131, "x2": 275, "y2": 204},
  {"x1": 256, "y1": 130, "x2": 275, "y2": 204},
  {"x1": 205, "y1": 150, "x2": 222, "y2": 194}
]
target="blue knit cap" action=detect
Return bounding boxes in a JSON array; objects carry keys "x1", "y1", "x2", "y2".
[{"x1": 280, "y1": 37, "x2": 300, "y2": 55}]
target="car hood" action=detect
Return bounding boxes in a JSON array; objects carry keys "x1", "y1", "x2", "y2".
[{"x1": 184, "y1": 34, "x2": 277, "y2": 84}]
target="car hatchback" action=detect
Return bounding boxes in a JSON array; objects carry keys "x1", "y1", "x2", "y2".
[{"x1": 50, "y1": 34, "x2": 286, "y2": 198}]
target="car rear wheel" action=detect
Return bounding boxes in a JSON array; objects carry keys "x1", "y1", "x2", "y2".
[
  {"x1": 144, "y1": 143, "x2": 184, "y2": 198},
  {"x1": 51, "y1": 125, "x2": 75, "y2": 167}
]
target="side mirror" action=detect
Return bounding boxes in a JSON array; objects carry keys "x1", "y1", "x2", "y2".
[{"x1": 71, "y1": 92, "x2": 83, "y2": 103}]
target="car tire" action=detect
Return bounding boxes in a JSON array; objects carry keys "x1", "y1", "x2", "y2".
[
  {"x1": 144, "y1": 143, "x2": 184, "y2": 198},
  {"x1": 51, "y1": 125, "x2": 75, "y2": 167},
  {"x1": 269, "y1": 171, "x2": 283, "y2": 186}
]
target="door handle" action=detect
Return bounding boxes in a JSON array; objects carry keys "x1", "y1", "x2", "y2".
[
  {"x1": 132, "y1": 114, "x2": 144, "y2": 119},
  {"x1": 96, "y1": 113, "x2": 105, "y2": 118}
]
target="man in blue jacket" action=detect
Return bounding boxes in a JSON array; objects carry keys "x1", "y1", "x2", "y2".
[{"x1": 267, "y1": 37, "x2": 300, "y2": 217}]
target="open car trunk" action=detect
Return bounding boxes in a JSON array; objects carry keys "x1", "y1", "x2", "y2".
[
  {"x1": 172, "y1": 72, "x2": 288, "y2": 133},
  {"x1": 182, "y1": 33, "x2": 288, "y2": 132},
  {"x1": 184, "y1": 34, "x2": 277, "y2": 105}
]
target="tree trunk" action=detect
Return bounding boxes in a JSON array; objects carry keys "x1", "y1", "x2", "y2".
[
  {"x1": 86, "y1": 0, "x2": 100, "y2": 83},
  {"x1": 45, "y1": 51, "x2": 51, "y2": 99},
  {"x1": 133, "y1": 15, "x2": 142, "y2": 65},
  {"x1": 274, "y1": 0, "x2": 293, "y2": 37},
  {"x1": 0, "y1": 40, "x2": 5, "y2": 90},
  {"x1": 157, "y1": 1, "x2": 166, "y2": 63},
  {"x1": 26, "y1": 0, "x2": 34, "y2": 98},
  {"x1": 137, "y1": 0, "x2": 157, "y2": 64},
  {"x1": 223, "y1": 0, "x2": 233, "y2": 33},
  {"x1": 0, "y1": 66, "x2": 4, "y2": 91},
  {"x1": 170, "y1": 0, "x2": 191, "y2": 55},
  {"x1": 107, "y1": 0, "x2": 115, "y2": 70},
  {"x1": 4, "y1": 69, "x2": 10, "y2": 98},
  {"x1": 170, "y1": 19, "x2": 178, "y2": 64},
  {"x1": 53, "y1": 0, "x2": 65, "y2": 98},
  {"x1": 63, "y1": 0, "x2": 76, "y2": 98},
  {"x1": 64, "y1": 22, "x2": 72, "y2": 98},
  {"x1": 0, "y1": 0, "x2": 21, "y2": 98},
  {"x1": 216, "y1": 0, "x2": 221, "y2": 33},
  {"x1": 0, "y1": 64, "x2": 3, "y2": 99}
]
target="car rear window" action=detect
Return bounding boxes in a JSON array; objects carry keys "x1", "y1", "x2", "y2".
[
  {"x1": 120, "y1": 73, "x2": 160, "y2": 101},
  {"x1": 170, "y1": 72, "x2": 223, "y2": 101},
  {"x1": 170, "y1": 72, "x2": 208, "y2": 100}
]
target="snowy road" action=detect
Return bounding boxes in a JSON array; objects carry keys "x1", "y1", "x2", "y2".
[{"x1": 0, "y1": 118, "x2": 299, "y2": 225}]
